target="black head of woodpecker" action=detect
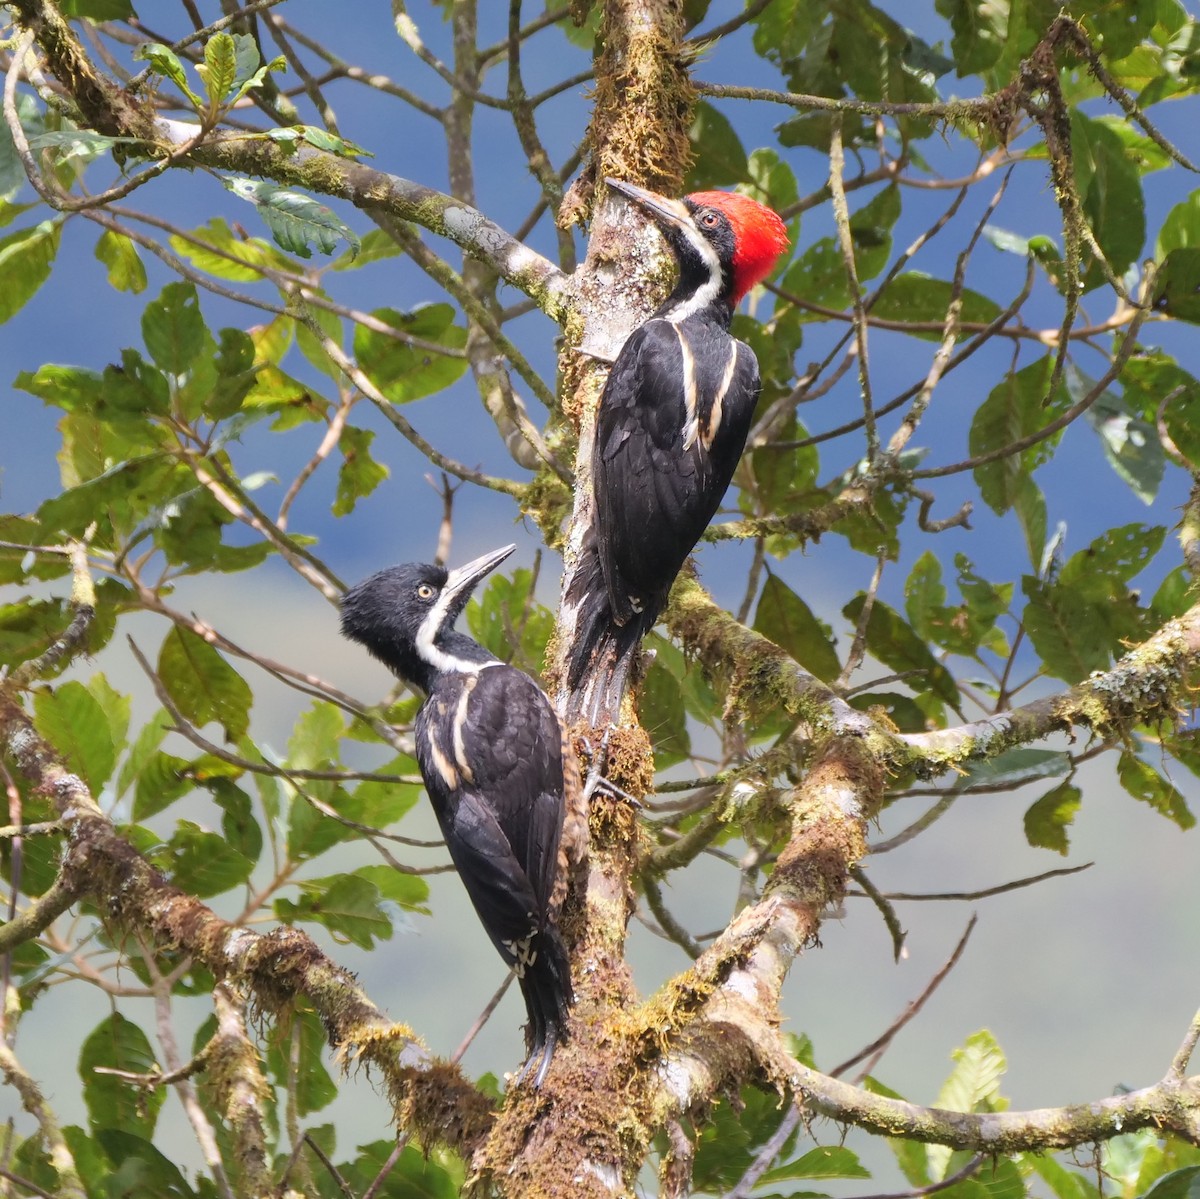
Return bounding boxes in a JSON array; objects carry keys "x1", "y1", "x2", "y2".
[
  {"x1": 340, "y1": 543, "x2": 514, "y2": 692},
  {"x1": 341, "y1": 543, "x2": 574, "y2": 1088},
  {"x1": 563, "y1": 180, "x2": 790, "y2": 725}
]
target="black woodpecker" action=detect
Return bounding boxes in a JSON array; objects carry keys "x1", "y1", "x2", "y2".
[
  {"x1": 565, "y1": 178, "x2": 790, "y2": 724},
  {"x1": 340, "y1": 544, "x2": 573, "y2": 1086}
]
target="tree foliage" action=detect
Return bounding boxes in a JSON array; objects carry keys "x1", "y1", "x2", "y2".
[{"x1": 2, "y1": 0, "x2": 1200, "y2": 1196}]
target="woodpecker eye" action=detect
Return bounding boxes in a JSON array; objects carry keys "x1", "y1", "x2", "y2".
[
  {"x1": 700, "y1": 211, "x2": 720, "y2": 227},
  {"x1": 416, "y1": 583, "x2": 435, "y2": 600}
]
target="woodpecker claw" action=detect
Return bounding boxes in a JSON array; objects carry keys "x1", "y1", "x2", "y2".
[{"x1": 581, "y1": 729, "x2": 642, "y2": 808}]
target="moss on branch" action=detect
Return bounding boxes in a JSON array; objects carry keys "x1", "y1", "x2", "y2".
[{"x1": 0, "y1": 691, "x2": 494, "y2": 1160}]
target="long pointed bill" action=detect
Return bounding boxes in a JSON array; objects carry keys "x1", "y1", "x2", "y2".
[
  {"x1": 605, "y1": 177, "x2": 692, "y2": 232},
  {"x1": 442, "y1": 543, "x2": 517, "y2": 608}
]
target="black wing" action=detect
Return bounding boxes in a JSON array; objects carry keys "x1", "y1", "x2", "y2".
[
  {"x1": 416, "y1": 666, "x2": 565, "y2": 928},
  {"x1": 594, "y1": 318, "x2": 760, "y2": 619}
]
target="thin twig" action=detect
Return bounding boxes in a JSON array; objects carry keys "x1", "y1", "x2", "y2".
[{"x1": 831, "y1": 916, "x2": 978, "y2": 1082}]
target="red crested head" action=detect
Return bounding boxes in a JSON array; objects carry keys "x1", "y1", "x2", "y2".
[{"x1": 685, "y1": 190, "x2": 790, "y2": 303}]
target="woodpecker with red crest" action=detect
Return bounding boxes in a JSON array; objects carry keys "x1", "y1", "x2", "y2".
[
  {"x1": 341, "y1": 544, "x2": 573, "y2": 1087},
  {"x1": 564, "y1": 178, "x2": 790, "y2": 725}
]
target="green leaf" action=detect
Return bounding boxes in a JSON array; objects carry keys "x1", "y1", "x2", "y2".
[
  {"x1": 1024, "y1": 1151, "x2": 1101, "y2": 1199},
  {"x1": 353, "y1": 864, "x2": 430, "y2": 911},
  {"x1": 209, "y1": 778, "x2": 263, "y2": 864},
  {"x1": 1020, "y1": 576, "x2": 1110, "y2": 683},
  {"x1": 276, "y1": 872, "x2": 399, "y2": 948},
  {"x1": 228, "y1": 35, "x2": 286, "y2": 105},
  {"x1": 131, "y1": 750, "x2": 192, "y2": 820},
  {"x1": 353, "y1": 303, "x2": 470, "y2": 403},
  {"x1": 157, "y1": 820, "x2": 254, "y2": 897},
  {"x1": 935, "y1": 1029, "x2": 1007, "y2": 1113},
  {"x1": 761, "y1": 1145, "x2": 871, "y2": 1183},
  {"x1": 962, "y1": 748, "x2": 1070, "y2": 791},
  {"x1": 754, "y1": 573, "x2": 840, "y2": 682},
  {"x1": 753, "y1": 0, "x2": 829, "y2": 65},
  {"x1": 936, "y1": 0, "x2": 1007, "y2": 75},
  {"x1": 904, "y1": 551, "x2": 946, "y2": 641},
  {"x1": 1153, "y1": 247, "x2": 1200, "y2": 323},
  {"x1": 686, "y1": 101, "x2": 749, "y2": 188},
  {"x1": 1118, "y1": 753, "x2": 1196, "y2": 829},
  {"x1": 157, "y1": 626, "x2": 252, "y2": 741},
  {"x1": 94, "y1": 229, "x2": 147, "y2": 294},
  {"x1": 746, "y1": 148, "x2": 800, "y2": 217},
  {"x1": 95, "y1": 1129, "x2": 196, "y2": 1198},
  {"x1": 134, "y1": 43, "x2": 202, "y2": 109},
  {"x1": 912, "y1": 554, "x2": 1013, "y2": 659},
  {"x1": 339, "y1": 1141, "x2": 460, "y2": 1198},
  {"x1": 1071, "y1": 368, "x2": 1164, "y2": 504},
  {"x1": 60, "y1": 0, "x2": 134, "y2": 16},
  {"x1": 0, "y1": 221, "x2": 59, "y2": 323},
  {"x1": 1158, "y1": 187, "x2": 1200, "y2": 262},
  {"x1": 196, "y1": 33, "x2": 238, "y2": 111},
  {"x1": 224, "y1": 178, "x2": 360, "y2": 259},
  {"x1": 80, "y1": 1013, "x2": 165, "y2": 1140},
  {"x1": 294, "y1": 298, "x2": 346, "y2": 380},
  {"x1": 346, "y1": 756, "x2": 423, "y2": 828},
  {"x1": 841, "y1": 596, "x2": 959, "y2": 712},
  {"x1": 266, "y1": 125, "x2": 371, "y2": 160},
  {"x1": 1072, "y1": 111, "x2": 1146, "y2": 290},
  {"x1": 264, "y1": 1007, "x2": 338, "y2": 1116},
  {"x1": 640, "y1": 657, "x2": 690, "y2": 768},
  {"x1": 288, "y1": 700, "x2": 344, "y2": 770},
  {"x1": 142, "y1": 282, "x2": 206, "y2": 374},
  {"x1": 785, "y1": 186, "x2": 900, "y2": 312},
  {"x1": 1059, "y1": 522, "x2": 1166, "y2": 590},
  {"x1": 970, "y1": 356, "x2": 1067, "y2": 527},
  {"x1": 33, "y1": 681, "x2": 116, "y2": 792},
  {"x1": 88, "y1": 672, "x2": 130, "y2": 751},
  {"x1": 1023, "y1": 782, "x2": 1082, "y2": 854},
  {"x1": 870, "y1": 272, "x2": 1002, "y2": 338},
  {"x1": 691, "y1": 1084, "x2": 798, "y2": 1192},
  {"x1": 466, "y1": 568, "x2": 555, "y2": 676},
  {"x1": 331, "y1": 227, "x2": 404, "y2": 271},
  {"x1": 1140, "y1": 1166, "x2": 1200, "y2": 1199},
  {"x1": 169, "y1": 217, "x2": 295, "y2": 282},
  {"x1": 0, "y1": 597, "x2": 66, "y2": 671}
]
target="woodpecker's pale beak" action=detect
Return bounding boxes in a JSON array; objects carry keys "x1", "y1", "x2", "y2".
[
  {"x1": 605, "y1": 177, "x2": 691, "y2": 232},
  {"x1": 442, "y1": 543, "x2": 516, "y2": 607}
]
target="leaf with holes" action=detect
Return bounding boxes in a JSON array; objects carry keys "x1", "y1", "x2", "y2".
[{"x1": 225, "y1": 178, "x2": 360, "y2": 259}]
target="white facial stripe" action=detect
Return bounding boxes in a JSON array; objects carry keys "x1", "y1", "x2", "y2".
[
  {"x1": 664, "y1": 224, "x2": 724, "y2": 324},
  {"x1": 702, "y1": 342, "x2": 739, "y2": 451},
  {"x1": 414, "y1": 586, "x2": 500, "y2": 674},
  {"x1": 673, "y1": 324, "x2": 701, "y2": 451},
  {"x1": 452, "y1": 678, "x2": 476, "y2": 783}
]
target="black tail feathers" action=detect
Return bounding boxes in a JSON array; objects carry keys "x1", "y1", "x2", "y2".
[
  {"x1": 563, "y1": 539, "x2": 651, "y2": 727},
  {"x1": 515, "y1": 923, "x2": 573, "y2": 1087}
]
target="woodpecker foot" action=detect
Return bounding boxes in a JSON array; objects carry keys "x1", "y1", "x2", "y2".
[{"x1": 580, "y1": 729, "x2": 642, "y2": 808}]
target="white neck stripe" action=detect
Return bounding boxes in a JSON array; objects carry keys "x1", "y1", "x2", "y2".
[
  {"x1": 664, "y1": 223, "x2": 725, "y2": 323},
  {"x1": 415, "y1": 592, "x2": 500, "y2": 675}
]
